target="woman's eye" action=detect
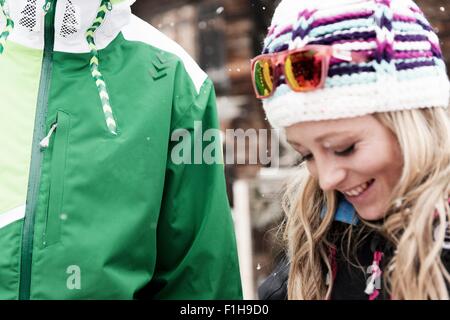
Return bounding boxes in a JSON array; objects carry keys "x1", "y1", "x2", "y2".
[
  {"x1": 335, "y1": 144, "x2": 355, "y2": 156},
  {"x1": 298, "y1": 144, "x2": 355, "y2": 162}
]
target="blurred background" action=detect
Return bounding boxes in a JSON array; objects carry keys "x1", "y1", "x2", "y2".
[{"x1": 131, "y1": 0, "x2": 450, "y2": 299}]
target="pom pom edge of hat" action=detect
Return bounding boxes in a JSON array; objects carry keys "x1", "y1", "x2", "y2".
[{"x1": 261, "y1": 0, "x2": 450, "y2": 129}]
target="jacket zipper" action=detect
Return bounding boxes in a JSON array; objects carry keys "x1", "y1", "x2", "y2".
[
  {"x1": 19, "y1": 0, "x2": 57, "y2": 300},
  {"x1": 42, "y1": 111, "x2": 70, "y2": 247}
]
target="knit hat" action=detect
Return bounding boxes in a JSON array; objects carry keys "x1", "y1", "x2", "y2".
[{"x1": 261, "y1": 0, "x2": 450, "y2": 128}]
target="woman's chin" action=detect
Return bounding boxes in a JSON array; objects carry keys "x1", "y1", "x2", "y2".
[{"x1": 354, "y1": 205, "x2": 385, "y2": 221}]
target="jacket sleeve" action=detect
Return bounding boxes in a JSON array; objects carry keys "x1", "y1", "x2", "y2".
[
  {"x1": 148, "y1": 62, "x2": 243, "y2": 299},
  {"x1": 258, "y1": 256, "x2": 289, "y2": 300}
]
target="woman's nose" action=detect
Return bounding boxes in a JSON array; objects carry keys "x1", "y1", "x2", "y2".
[{"x1": 316, "y1": 159, "x2": 347, "y2": 192}]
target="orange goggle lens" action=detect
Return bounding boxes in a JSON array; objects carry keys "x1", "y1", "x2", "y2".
[{"x1": 285, "y1": 50, "x2": 324, "y2": 92}]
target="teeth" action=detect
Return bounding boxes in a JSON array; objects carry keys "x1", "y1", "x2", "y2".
[{"x1": 344, "y1": 180, "x2": 371, "y2": 197}]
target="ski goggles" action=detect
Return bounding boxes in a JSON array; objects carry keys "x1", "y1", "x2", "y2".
[{"x1": 251, "y1": 45, "x2": 368, "y2": 99}]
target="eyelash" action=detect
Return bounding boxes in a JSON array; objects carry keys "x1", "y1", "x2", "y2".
[
  {"x1": 300, "y1": 144, "x2": 356, "y2": 162},
  {"x1": 335, "y1": 144, "x2": 356, "y2": 156},
  {"x1": 301, "y1": 154, "x2": 314, "y2": 162}
]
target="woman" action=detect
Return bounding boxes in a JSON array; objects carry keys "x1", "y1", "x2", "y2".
[{"x1": 254, "y1": 0, "x2": 450, "y2": 299}]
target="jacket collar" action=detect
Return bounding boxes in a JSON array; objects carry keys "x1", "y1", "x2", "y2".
[
  {"x1": 321, "y1": 194, "x2": 359, "y2": 225},
  {"x1": 7, "y1": 0, "x2": 134, "y2": 53}
]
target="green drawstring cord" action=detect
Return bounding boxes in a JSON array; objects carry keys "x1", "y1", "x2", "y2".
[
  {"x1": 43, "y1": 0, "x2": 117, "y2": 134},
  {"x1": 43, "y1": 0, "x2": 53, "y2": 13},
  {"x1": 86, "y1": 0, "x2": 117, "y2": 135},
  {"x1": 0, "y1": 0, "x2": 14, "y2": 55}
]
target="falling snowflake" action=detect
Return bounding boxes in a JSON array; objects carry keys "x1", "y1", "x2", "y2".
[{"x1": 216, "y1": 6, "x2": 224, "y2": 15}]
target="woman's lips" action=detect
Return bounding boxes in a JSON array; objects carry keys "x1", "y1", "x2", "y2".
[{"x1": 343, "y1": 179, "x2": 375, "y2": 204}]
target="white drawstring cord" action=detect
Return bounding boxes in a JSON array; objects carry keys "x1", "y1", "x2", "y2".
[{"x1": 40, "y1": 123, "x2": 58, "y2": 148}]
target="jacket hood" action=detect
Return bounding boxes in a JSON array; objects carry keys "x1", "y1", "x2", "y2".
[{"x1": 6, "y1": 0, "x2": 134, "y2": 52}]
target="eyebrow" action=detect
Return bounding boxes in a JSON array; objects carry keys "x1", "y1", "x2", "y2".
[
  {"x1": 314, "y1": 131, "x2": 354, "y2": 142},
  {"x1": 287, "y1": 131, "x2": 354, "y2": 148}
]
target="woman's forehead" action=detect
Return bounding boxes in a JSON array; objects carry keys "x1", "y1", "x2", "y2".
[{"x1": 285, "y1": 115, "x2": 376, "y2": 143}]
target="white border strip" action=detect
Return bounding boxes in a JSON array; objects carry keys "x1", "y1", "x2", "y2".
[
  {"x1": 0, "y1": 205, "x2": 26, "y2": 229},
  {"x1": 122, "y1": 15, "x2": 207, "y2": 94}
]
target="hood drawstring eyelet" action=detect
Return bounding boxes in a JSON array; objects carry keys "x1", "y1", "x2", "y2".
[
  {"x1": 0, "y1": 0, "x2": 14, "y2": 55},
  {"x1": 86, "y1": 0, "x2": 118, "y2": 135}
]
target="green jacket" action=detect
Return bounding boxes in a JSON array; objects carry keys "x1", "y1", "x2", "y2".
[{"x1": 0, "y1": 0, "x2": 242, "y2": 299}]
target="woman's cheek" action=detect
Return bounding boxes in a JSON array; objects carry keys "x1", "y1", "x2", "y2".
[{"x1": 355, "y1": 142, "x2": 397, "y2": 177}]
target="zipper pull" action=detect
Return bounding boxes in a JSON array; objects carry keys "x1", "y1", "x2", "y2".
[{"x1": 40, "y1": 123, "x2": 58, "y2": 149}]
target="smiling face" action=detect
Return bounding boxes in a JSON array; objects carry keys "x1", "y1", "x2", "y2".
[{"x1": 285, "y1": 115, "x2": 404, "y2": 221}]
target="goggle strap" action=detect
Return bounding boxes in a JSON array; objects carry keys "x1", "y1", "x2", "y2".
[{"x1": 331, "y1": 48, "x2": 353, "y2": 62}]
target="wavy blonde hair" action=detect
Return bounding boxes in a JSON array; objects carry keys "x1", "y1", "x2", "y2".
[{"x1": 283, "y1": 107, "x2": 450, "y2": 300}]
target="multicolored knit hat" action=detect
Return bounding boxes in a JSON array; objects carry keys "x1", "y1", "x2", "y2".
[{"x1": 261, "y1": 0, "x2": 450, "y2": 128}]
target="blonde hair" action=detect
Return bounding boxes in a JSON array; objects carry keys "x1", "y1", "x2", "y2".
[{"x1": 283, "y1": 107, "x2": 450, "y2": 300}]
